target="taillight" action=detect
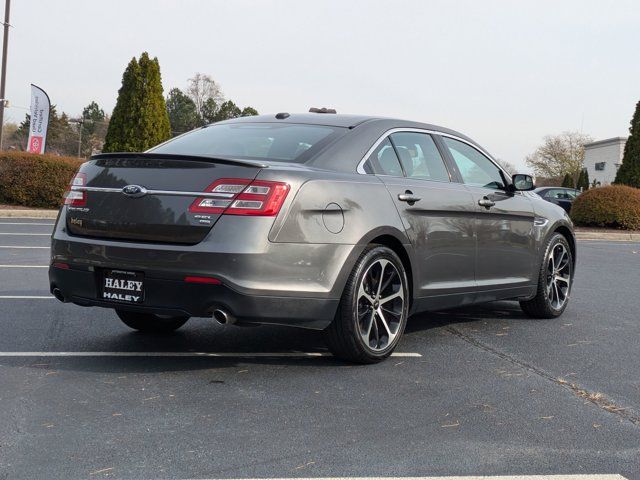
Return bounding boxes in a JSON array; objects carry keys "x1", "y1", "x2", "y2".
[
  {"x1": 189, "y1": 178, "x2": 290, "y2": 216},
  {"x1": 63, "y1": 172, "x2": 87, "y2": 207}
]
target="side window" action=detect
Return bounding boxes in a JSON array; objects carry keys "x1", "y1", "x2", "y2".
[
  {"x1": 546, "y1": 189, "x2": 562, "y2": 199},
  {"x1": 362, "y1": 138, "x2": 403, "y2": 176},
  {"x1": 389, "y1": 132, "x2": 450, "y2": 182},
  {"x1": 442, "y1": 137, "x2": 506, "y2": 189},
  {"x1": 546, "y1": 189, "x2": 572, "y2": 200}
]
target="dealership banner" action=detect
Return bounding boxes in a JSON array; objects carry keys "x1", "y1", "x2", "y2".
[{"x1": 26, "y1": 84, "x2": 51, "y2": 154}]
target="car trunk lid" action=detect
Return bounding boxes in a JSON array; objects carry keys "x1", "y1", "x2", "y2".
[{"x1": 65, "y1": 153, "x2": 266, "y2": 244}]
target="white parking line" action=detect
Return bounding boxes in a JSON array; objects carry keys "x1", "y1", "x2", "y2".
[
  {"x1": 0, "y1": 222, "x2": 54, "y2": 225},
  {"x1": 0, "y1": 265, "x2": 48, "y2": 268},
  {"x1": 0, "y1": 246, "x2": 49, "y2": 249},
  {"x1": 0, "y1": 296, "x2": 53, "y2": 299},
  {"x1": 185, "y1": 477, "x2": 627, "y2": 480},
  {"x1": 0, "y1": 233, "x2": 50, "y2": 235},
  {"x1": 0, "y1": 351, "x2": 422, "y2": 358}
]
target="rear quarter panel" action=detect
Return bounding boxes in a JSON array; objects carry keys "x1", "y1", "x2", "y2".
[{"x1": 269, "y1": 174, "x2": 407, "y2": 245}]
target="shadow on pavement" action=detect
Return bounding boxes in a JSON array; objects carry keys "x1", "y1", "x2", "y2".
[
  {"x1": 1, "y1": 301, "x2": 529, "y2": 373},
  {"x1": 406, "y1": 300, "x2": 529, "y2": 333}
]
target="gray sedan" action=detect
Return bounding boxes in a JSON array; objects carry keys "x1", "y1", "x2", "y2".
[{"x1": 49, "y1": 113, "x2": 575, "y2": 363}]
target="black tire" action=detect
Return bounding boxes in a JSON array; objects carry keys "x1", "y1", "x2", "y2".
[
  {"x1": 116, "y1": 310, "x2": 190, "y2": 333},
  {"x1": 324, "y1": 245, "x2": 410, "y2": 364},
  {"x1": 520, "y1": 233, "x2": 573, "y2": 319}
]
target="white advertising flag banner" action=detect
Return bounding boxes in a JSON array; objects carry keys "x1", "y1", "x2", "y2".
[{"x1": 26, "y1": 84, "x2": 51, "y2": 154}]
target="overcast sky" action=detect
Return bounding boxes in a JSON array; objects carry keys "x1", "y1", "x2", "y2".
[{"x1": 4, "y1": 0, "x2": 640, "y2": 169}]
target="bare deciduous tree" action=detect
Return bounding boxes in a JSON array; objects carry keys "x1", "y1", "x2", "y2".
[
  {"x1": 525, "y1": 131, "x2": 593, "y2": 179},
  {"x1": 495, "y1": 158, "x2": 518, "y2": 175},
  {"x1": 186, "y1": 73, "x2": 224, "y2": 122}
]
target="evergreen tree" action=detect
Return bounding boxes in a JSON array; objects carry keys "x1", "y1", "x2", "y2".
[
  {"x1": 11, "y1": 113, "x2": 30, "y2": 148},
  {"x1": 80, "y1": 101, "x2": 108, "y2": 156},
  {"x1": 615, "y1": 100, "x2": 640, "y2": 187},
  {"x1": 241, "y1": 106, "x2": 258, "y2": 117},
  {"x1": 103, "y1": 56, "x2": 140, "y2": 152},
  {"x1": 582, "y1": 169, "x2": 590, "y2": 190},
  {"x1": 166, "y1": 88, "x2": 199, "y2": 135},
  {"x1": 213, "y1": 100, "x2": 242, "y2": 122},
  {"x1": 200, "y1": 98, "x2": 218, "y2": 125},
  {"x1": 47, "y1": 108, "x2": 77, "y2": 155},
  {"x1": 103, "y1": 52, "x2": 171, "y2": 152},
  {"x1": 561, "y1": 172, "x2": 575, "y2": 188},
  {"x1": 82, "y1": 101, "x2": 106, "y2": 137},
  {"x1": 576, "y1": 169, "x2": 590, "y2": 191}
]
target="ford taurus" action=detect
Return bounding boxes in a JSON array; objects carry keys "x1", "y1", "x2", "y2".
[{"x1": 49, "y1": 112, "x2": 576, "y2": 363}]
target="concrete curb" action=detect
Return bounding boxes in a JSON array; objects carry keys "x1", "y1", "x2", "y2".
[
  {"x1": 0, "y1": 209, "x2": 638, "y2": 241},
  {"x1": 575, "y1": 231, "x2": 640, "y2": 241},
  {"x1": 0, "y1": 209, "x2": 59, "y2": 219}
]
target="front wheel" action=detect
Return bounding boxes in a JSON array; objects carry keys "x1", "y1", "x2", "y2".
[
  {"x1": 116, "y1": 310, "x2": 190, "y2": 333},
  {"x1": 324, "y1": 245, "x2": 409, "y2": 363},
  {"x1": 520, "y1": 233, "x2": 573, "y2": 319}
]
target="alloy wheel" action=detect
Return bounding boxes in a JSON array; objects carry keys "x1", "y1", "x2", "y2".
[
  {"x1": 546, "y1": 242, "x2": 571, "y2": 310},
  {"x1": 356, "y1": 259, "x2": 405, "y2": 351}
]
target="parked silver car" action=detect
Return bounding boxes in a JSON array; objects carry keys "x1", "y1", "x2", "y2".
[{"x1": 50, "y1": 113, "x2": 575, "y2": 363}]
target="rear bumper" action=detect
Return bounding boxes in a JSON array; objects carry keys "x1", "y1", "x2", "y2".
[
  {"x1": 49, "y1": 212, "x2": 359, "y2": 330},
  {"x1": 49, "y1": 265, "x2": 339, "y2": 329}
]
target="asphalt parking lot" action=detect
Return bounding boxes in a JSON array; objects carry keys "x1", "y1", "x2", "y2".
[{"x1": 1, "y1": 218, "x2": 640, "y2": 479}]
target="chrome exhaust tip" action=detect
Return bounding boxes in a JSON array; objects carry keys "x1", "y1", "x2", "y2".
[
  {"x1": 212, "y1": 309, "x2": 236, "y2": 325},
  {"x1": 52, "y1": 288, "x2": 66, "y2": 303}
]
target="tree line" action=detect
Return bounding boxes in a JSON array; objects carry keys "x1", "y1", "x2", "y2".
[
  {"x1": 2, "y1": 51, "x2": 258, "y2": 156},
  {"x1": 525, "y1": 100, "x2": 640, "y2": 190}
]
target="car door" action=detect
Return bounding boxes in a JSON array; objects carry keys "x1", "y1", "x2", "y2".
[
  {"x1": 361, "y1": 131, "x2": 477, "y2": 309},
  {"x1": 439, "y1": 135, "x2": 536, "y2": 299}
]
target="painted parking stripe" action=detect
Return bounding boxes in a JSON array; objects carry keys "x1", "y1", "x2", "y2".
[
  {"x1": 0, "y1": 351, "x2": 422, "y2": 358},
  {"x1": 0, "y1": 222, "x2": 54, "y2": 225},
  {"x1": 0, "y1": 265, "x2": 48, "y2": 268},
  {"x1": 0, "y1": 233, "x2": 50, "y2": 235},
  {"x1": 0, "y1": 246, "x2": 49, "y2": 249},
  {"x1": 186, "y1": 477, "x2": 627, "y2": 480},
  {"x1": 180, "y1": 477, "x2": 627, "y2": 480},
  {"x1": 0, "y1": 296, "x2": 54, "y2": 299},
  {"x1": 0, "y1": 216, "x2": 57, "y2": 220}
]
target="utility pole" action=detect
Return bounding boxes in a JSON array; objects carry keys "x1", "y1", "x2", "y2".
[
  {"x1": 77, "y1": 119, "x2": 83, "y2": 157},
  {"x1": 0, "y1": 0, "x2": 10, "y2": 151},
  {"x1": 71, "y1": 117, "x2": 84, "y2": 158}
]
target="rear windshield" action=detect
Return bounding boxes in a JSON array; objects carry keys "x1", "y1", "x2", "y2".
[{"x1": 149, "y1": 123, "x2": 345, "y2": 163}]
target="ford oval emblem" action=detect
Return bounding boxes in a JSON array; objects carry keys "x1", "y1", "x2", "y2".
[{"x1": 122, "y1": 185, "x2": 147, "y2": 198}]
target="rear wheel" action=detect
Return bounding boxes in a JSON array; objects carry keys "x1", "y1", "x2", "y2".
[
  {"x1": 520, "y1": 233, "x2": 573, "y2": 318},
  {"x1": 324, "y1": 245, "x2": 409, "y2": 363},
  {"x1": 116, "y1": 310, "x2": 190, "y2": 333}
]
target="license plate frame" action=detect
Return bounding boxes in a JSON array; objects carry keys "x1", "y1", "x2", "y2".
[{"x1": 99, "y1": 269, "x2": 145, "y2": 304}]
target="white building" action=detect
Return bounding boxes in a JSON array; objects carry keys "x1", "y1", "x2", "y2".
[{"x1": 583, "y1": 137, "x2": 627, "y2": 186}]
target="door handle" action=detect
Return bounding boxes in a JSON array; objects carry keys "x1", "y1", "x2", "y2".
[
  {"x1": 398, "y1": 191, "x2": 421, "y2": 203},
  {"x1": 478, "y1": 197, "x2": 495, "y2": 209}
]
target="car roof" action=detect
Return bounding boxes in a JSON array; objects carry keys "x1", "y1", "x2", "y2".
[
  {"x1": 215, "y1": 113, "x2": 375, "y2": 128},
  {"x1": 216, "y1": 113, "x2": 471, "y2": 137}
]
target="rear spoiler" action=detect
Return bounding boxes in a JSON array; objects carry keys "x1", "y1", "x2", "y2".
[{"x1": 90, "y1": 152, "x2": 269, "y2": 169}]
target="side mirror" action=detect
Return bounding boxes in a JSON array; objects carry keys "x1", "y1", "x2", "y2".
[{"x1": 511, "y1": 174, "x2": 535, "y2": 191}]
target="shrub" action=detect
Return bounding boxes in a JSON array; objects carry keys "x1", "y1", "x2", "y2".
[
  {"x1": 0, "y1": 151, "x2": 83, "y2": 208},
  {"x1": 571, "y1": 185, "x2": 640, "y2": 230}
]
